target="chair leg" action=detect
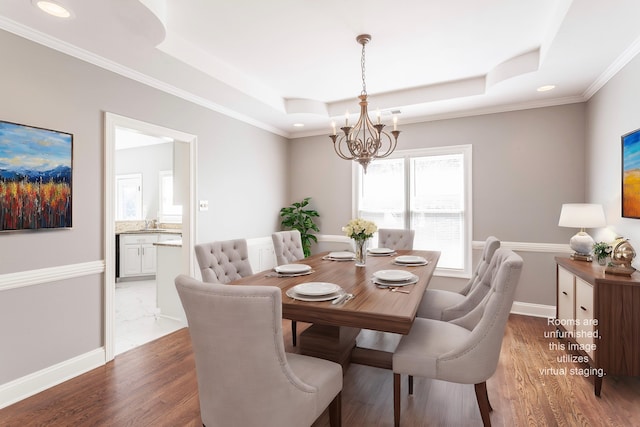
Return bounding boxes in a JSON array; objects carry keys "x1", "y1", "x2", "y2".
[
  {"x1": 474, "y1": 382, "x2": 492, "y2": 427},
  {"x1": 408, "y1": 375, "x2": 414, "y2": 395},
  {"x1": 329, "y1": 391, "x2": 342, "y2": 427},
  {"x1": 291, "y1": 320, "x2": 297, "y2": 346},
  {"x1": 394, "y1": 373, "x2": 401, "y2": 427}
]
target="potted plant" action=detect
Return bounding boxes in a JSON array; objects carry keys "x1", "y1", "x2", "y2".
[
  {"x1": 593, "y1": 241, "x2": 611, "y2": 265},
  {"x1": 279, "y1": 197, "x2": 320, "y2": 257}
]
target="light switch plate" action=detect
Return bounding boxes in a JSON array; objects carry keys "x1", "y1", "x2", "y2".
[{"x1": 199, "y1": 200, "x2": 209, "y2": 211}]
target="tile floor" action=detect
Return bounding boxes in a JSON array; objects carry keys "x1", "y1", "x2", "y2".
[{"x1": 115, "y1": 279, "x2": 184, "y2": 355}]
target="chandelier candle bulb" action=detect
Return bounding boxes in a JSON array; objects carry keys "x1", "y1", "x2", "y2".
[
  {"x1": 393, "y1": 116, "x2": 398, "y2": 131},
  {"x1": 331, "y1": 121, "x2": 336, "y2": 135}
]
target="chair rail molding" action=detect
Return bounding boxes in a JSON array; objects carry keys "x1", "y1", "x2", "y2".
[{"x1": 0, "y1": 261, "x2": 105, "y2": 292}]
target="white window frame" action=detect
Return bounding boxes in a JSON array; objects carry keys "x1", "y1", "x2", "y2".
[
  {"x1": 158, "y1": 170, "x2": 182, "y2": 223},
  {"x1": 115, "y1": 173, "x2": 142, "y2": 220},
  {"x1": 353, "y1": 144, "x2": 472, "y2": 278}
]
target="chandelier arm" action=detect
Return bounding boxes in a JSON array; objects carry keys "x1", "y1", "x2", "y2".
[
  {"x1": 332, "y1": 134, "x2": 357, "y2": 160},
  {"x1": 372, "y1": 130, "x2": 400, "y2": 159}
]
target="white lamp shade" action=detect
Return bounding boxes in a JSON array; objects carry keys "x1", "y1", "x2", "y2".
[{"x1": 558, "y1": 204, "x2": 606, "y2": 228}]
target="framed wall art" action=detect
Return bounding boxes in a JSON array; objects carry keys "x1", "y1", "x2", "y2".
[
  {"x1": 622, "y1": 127, "x2": 640, "y2": 219},
  {"x1": 0, "y1": 120, "x2": 73, "y2": 231}
]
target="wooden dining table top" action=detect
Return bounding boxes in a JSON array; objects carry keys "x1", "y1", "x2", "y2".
[{"x1": 231, "y1": 249, "x2": 440, "y2": 335}]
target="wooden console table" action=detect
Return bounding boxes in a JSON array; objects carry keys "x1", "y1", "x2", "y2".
[{"x1": 555, "y1": 256, "x2": 640, "y2": 396}]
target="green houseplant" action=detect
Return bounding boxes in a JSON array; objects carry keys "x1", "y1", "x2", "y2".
[{"x1": 279, "y1": 197, "x2": 320, "y2": 257}]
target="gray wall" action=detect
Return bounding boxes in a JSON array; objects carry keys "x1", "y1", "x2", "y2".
[
  {"x1": 0, "y1": 29, "x2": 288, "y2": 384},
  {"x1": 291, "y1": 103, "x2": 587, "y2": 305},
  {"x1": 587, "y1": 52, "x2": 640, "y2": 264}
]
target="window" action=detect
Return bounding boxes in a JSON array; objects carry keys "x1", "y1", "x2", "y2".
[
  {"x1": 115, "y1": 174, "x2": 142, "y2": 220},
  {"x1": 355, "y1": 145, "x2": 472, "y2": 277},
  {"x1": 159, "y1": 170, "x2": 182, "y2": 223}
]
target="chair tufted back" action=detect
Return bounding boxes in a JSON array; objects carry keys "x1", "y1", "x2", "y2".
[
  {"x1": 272, "y1": 230, "x2": 305, "y2": 265},
  {"x1": 194, "y1": 239, "x2": 253, "y2": 284},
  {"x1": 377, "y1": 228, "x2": 415, "y2": 250},
  {"x1": 458, "y1": 236, "x2": 500, "y2": 296}
]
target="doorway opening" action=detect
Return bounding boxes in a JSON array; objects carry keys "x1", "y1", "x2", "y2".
[{"x1": 104, "y1": 113, "x2": 197, "y2": 362}]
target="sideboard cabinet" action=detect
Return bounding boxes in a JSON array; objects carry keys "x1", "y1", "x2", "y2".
[{"x1": 555, "y1": 257, "x2": 640, "y2": 396}]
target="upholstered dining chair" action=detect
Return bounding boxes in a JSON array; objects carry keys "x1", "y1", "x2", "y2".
[
  {"x1": 416, "y1": 236, "x2": 500, "y2": 321},
  {"x1": 271, "y1": 230, "x2": 305, "y2": 346},
  {"x1": 392, "y1": 248, "x2": 523, "y2": 427},
  {"x1": 272, "y1": 230, "x2": 305, "y2": 265},
  {"x1": 377, "y1": 228, "x2": 415, "y2": 250},
  {"x1": 194, "y1": 239, "x2": 253, "y2": 283},
  {"x1": 175, "y1": 274, "x2": 343, "y2": 427}
]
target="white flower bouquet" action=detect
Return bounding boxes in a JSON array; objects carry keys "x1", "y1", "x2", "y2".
[{"x1": 342, "y1": 218, "x2": 377, "y2": 241}]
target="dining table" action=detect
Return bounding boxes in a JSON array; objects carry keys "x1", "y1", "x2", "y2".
[{"x1": 230, "y1": 249, "x2": 440, "y2": 369}]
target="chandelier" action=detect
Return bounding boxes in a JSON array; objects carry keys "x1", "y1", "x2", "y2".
[{"x1": 329, "y1": 34, "x2": 400, "y2": 173}]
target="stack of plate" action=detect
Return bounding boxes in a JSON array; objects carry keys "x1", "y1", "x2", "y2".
[
  {"x1": 273, "y1": 264, "x2": 312, "y2": 276},
  {"x1": 286, "y1": 282, "x2": 343, "y2": 301},
  {"x1": 367, "y1": 247, "x2": 396, "y2": 256},
  {"x1": 393, "y1": 255, "x2": 429, "y2": 266},
  {"x1": 323, "y1": 251, "x2": 356, "y2": 261},
  {"x1": 372, "y1": 270, "x2": 419, "y2": 287}
]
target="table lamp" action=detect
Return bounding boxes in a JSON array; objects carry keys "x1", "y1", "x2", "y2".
[{"x1": 558, "y1": 203, "x2": 606, "y2": 261}]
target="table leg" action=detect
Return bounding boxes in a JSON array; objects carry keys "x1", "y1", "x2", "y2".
[{"x1": 299, "y1": 324, "x2": 361, "y2": 369}]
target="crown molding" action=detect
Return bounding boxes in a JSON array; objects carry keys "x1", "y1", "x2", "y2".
[{"x1": 0, "y1": 16, "x2": 288, "y2": 138}]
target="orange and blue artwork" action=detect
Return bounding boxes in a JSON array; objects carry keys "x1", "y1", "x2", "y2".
[
  {"x1": 0, "y1": 120, "x2": 73, "y2": 231},
  {"x1": 622, "y1": 128, "x2": 640, "y2": 218}
]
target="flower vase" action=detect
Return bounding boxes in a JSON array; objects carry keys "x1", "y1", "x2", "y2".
[
  {"x1": 597, "y1": 256, "x2": 607, "y2": 266},
  {"x1": 354, "y1": 238, "x2": 368, "y2": 267}
]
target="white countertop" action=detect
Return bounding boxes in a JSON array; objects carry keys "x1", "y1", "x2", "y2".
[{"x1": 154, "y1": 239, "x2": 183, "y2": 247}]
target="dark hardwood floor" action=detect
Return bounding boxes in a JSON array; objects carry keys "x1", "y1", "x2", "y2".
[{"x1": 2, "y1": 314, "x2": 640, "y2": 426}]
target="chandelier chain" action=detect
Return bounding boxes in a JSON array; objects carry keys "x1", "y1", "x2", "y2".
[{"x1": 361, "y1": 42, "x2": 367, "y2": 96}]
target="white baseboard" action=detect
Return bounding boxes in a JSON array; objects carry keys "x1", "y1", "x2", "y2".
[
  {"x1": 511, "y1": 301, "x2": 555, "y2": 318},
  {"x1": 0, "y1": 348, "x2": 105, "y2": 409}
]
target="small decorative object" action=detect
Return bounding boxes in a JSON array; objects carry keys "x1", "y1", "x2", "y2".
[
  {"x1": 343, "y1": 218, "x2": 377, "y2": 267},
  {"x1": 592, "y1": 241, "x2": 612, "y2": 266},
  {"x1": 605, "y1": 237, "x2": 637, "y2": 276},
  {"x1": 622, "y1": 127, "x2": 640, "y2": 218},
  {"x1": 0, "y1": 120, "x2": 73, "y2": 231},
  {"x1": 279, "y1": 197, "x2": 320, "y2": 257},
  {"x1": 558, "y1": 203, "x2": 606, "y2": 262}
]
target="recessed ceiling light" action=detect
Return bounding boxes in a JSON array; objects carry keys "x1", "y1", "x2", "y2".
[
  {"x1": 537, "y1": 85, "x2": 556, "y2": 92},
  {"x1": 293, "y1": 123, "x2": 305, "y2": 128},
  {"x1": 33, "y1": 0, "x2": 73, "y2": 19}
]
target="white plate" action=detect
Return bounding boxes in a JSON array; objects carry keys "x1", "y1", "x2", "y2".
[
  {"x1": 286, "y1": 289, "x2": 343, "y2": 302},
  {"x1": 292, "y1": 282, "x2": 342, "y2": 296},
  {"x1": 368, "y1": 247, "x2": 395, "y2": 254},
  {"x1": 395, "y1": 255, "x2": 428, "y2": 264},
  {"x1": 393, "y1": 260, "x2": 428, "y2": 266},
  {"x1": 275, "y1": 264, "x2": 312, "y2": 274},
  {"x1": 327, "y1": 251, "x2": 355, "y2": 259},
  {"x1": 373, "y1": 270, "x2": 415, "y2": 282},
  {"x1": 373, "y1": 276, "x2": 419, "y2": 287}
]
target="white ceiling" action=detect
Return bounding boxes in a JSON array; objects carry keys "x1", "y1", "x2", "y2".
[{"x1": 1, "y1": 0, "x2": 640, "y2": 139}]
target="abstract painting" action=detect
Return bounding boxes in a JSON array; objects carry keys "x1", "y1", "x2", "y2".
[
  {"x1": 622, "y1": 127, "x2": 640, "y2": 219},
  {"x1": 0, "y1": 120, "x2": 73, "y2": 231}
]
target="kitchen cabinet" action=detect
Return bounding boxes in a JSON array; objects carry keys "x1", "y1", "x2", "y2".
[
  {"x1": 120, "y1": 234, "x2": 158, "y2": 278},
  {"x1": 555, "y1": 257, "x2": 640, "y2": 396}
]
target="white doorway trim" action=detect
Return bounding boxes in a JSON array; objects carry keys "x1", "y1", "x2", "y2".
[{"x1": 104, "y1": 112, "x2": 197, "y2": 362}]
